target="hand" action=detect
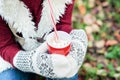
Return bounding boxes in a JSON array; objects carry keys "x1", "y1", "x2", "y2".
[
  {"x1": 13, "y1": 42, "x2": 73, "y2": 78},
  {"x1": 66, "y1": 29, "x2": 88, "y2": 77},
  {"x1": 69, "y1": 29, "x2": 88, "y2": 66}
]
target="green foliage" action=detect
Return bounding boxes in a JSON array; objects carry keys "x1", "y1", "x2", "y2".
[
  {"x1": 92, "y1": 32, "x2": 101, "y2": 41},
  {"x1": 107, "y1": 63, "x2": 116, "y2": 77},
  {"x1": 108, "y1": 0, "x2": 120, "y2": 26},
  {"x1": 73, "y1": 22, "x2": 86, "y2": 29},
  {"x1": 105, "y1": 45, "x2": 120, "y2": 59},
  {"x1": 97, "y1": 64, "x2": 104, "y2": 69},
  {"x1": 85, "y1": 67, "x2": 98, "y2": 80},
  {"x1": 111, "y1": 12, "x2": 120, "y2": 26},
  {"x1": 108, "y1": 0, "x2": 120, "y2": 9},
  {"x1": 86, "y1": 54, "x2": 96, "y2": 61},
  {"x1": 84, "y1": 0, "x2": 92, "y2": 12}
]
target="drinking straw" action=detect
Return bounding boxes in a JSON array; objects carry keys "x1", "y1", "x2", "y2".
[{"x1": 48, "y1": 0, "x2": 59, "y2": 41}]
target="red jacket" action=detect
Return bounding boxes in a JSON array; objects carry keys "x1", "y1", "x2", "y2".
[{"x1": 0, "y1": 0, "x2": 74, "y2": 65}]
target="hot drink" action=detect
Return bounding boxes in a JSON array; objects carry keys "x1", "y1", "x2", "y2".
[{"x1": 46, "y1": 31, "x2": 71, "y2": 56}]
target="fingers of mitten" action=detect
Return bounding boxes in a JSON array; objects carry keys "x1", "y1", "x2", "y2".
[
  {"x1": 50, "y1": 54, "x2": 72, "y2": 78},
  {"x1": 68, "y1": 40, "x2": 87, "y2": 67},
  {"x1": 70, "y1": 29, "x2": 88, "y2": 48},
  {"x1": 65, "y1": 55, "x2": 78, "y2": 78}
]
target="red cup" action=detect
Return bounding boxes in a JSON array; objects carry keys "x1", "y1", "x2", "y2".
[{"x1": 46, "y1": 31, "x2": 71, "y2": 56}]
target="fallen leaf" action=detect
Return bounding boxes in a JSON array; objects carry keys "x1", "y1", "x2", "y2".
[
  {"x1": 114, "y1": 30, "x2": 120, "y2": 41},
  {"x1": 105, "y1": 40, "x2": 118, "y2": 46},
  {"x1": 78, "y1": 4, "x2": 86, "y2": 15},
  {"x1": 96, "y1": 20, "x2": 103, "y2": 26},
  {"x1": 83, "y1": 14, "x2": 96, "y2": 25},
  {"x1": 97, "y1": 69, "x2": 107, "y2": 76},
  {"x1": 100, "y1": 32, "x2": 107, "y2": 39},
  {"x1": 113, "y1": 73, "x2": 120, "y2": 78},
  {"x1": 95, "y1": 40, "x2": 105, "y2": 48},
  {"x1": 102, "y1": 1, "x2": 109, "y2": 7},
  {"x1": 92, "y1": 24, "x2": 100, "y2": 32},
  {"x1": 116, "y1": 67, "x2": 120, "y2": 72},
  {"x1": 85, "y1": 26, "x2": 93, "y2": 34},
  {"x1": 88, "y1": 40, "x2": 94, "y2": 48},
  {"x1": 97, "y1": 48, "x2": 106, "y2": 54},
  {"x1": 88, "y1": 0, "x2": 95, "y2": 8}
]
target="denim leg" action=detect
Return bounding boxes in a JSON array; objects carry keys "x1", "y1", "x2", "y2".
[
  {"x1": 0, "y1": 68, "x2": 34, "y2": 80},
  {"x1": 46, "y1": 73, "x2": 78, "y2": 80}
]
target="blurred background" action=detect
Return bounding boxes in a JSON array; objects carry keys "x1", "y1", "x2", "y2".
[{"x1": 72, "y1": 0, "x2": 120, "y2": 80}]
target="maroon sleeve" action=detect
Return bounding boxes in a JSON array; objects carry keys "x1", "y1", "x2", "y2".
[
  {"x1": 0, "y1": 17, "x2": 21, "y2": 65},
  {"x1": 56, "y1": 0, "x2": 75, "y2": 33}
]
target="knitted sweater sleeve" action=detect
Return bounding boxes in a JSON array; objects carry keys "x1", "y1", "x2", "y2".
[
  {"x1": 0, "y1": 17, "x2": 21, "y2": 65},
  {"x1": 56, "y1": 0, "x2": 75, "y2": 33}
]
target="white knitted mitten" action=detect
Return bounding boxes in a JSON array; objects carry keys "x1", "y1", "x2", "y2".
[
  {"x1": 66, "y1": 29, "x2": 88, "y2": 77},
  {"x1": 69, "y1": 29, "x2": 88, "y2": 66}
]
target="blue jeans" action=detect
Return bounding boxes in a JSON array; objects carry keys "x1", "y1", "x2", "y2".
[
  {"x1": 46, "y1": 74, "x2": 78, "y2": 80},
  {"x1": 0, "y1": 68, "x2": 34, "y2": 80},
  {"x1": 0, "y1": 68, "x2": 78, "y2": 80}
]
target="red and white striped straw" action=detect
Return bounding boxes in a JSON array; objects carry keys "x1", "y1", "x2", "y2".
[{"x1": 48, "y1": 0, "x2": 59, "y2": 41}]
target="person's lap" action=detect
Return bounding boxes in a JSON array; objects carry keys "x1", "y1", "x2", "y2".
[{"x1": 0, "y1": 68, "x2": 78, "y2": 80}]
